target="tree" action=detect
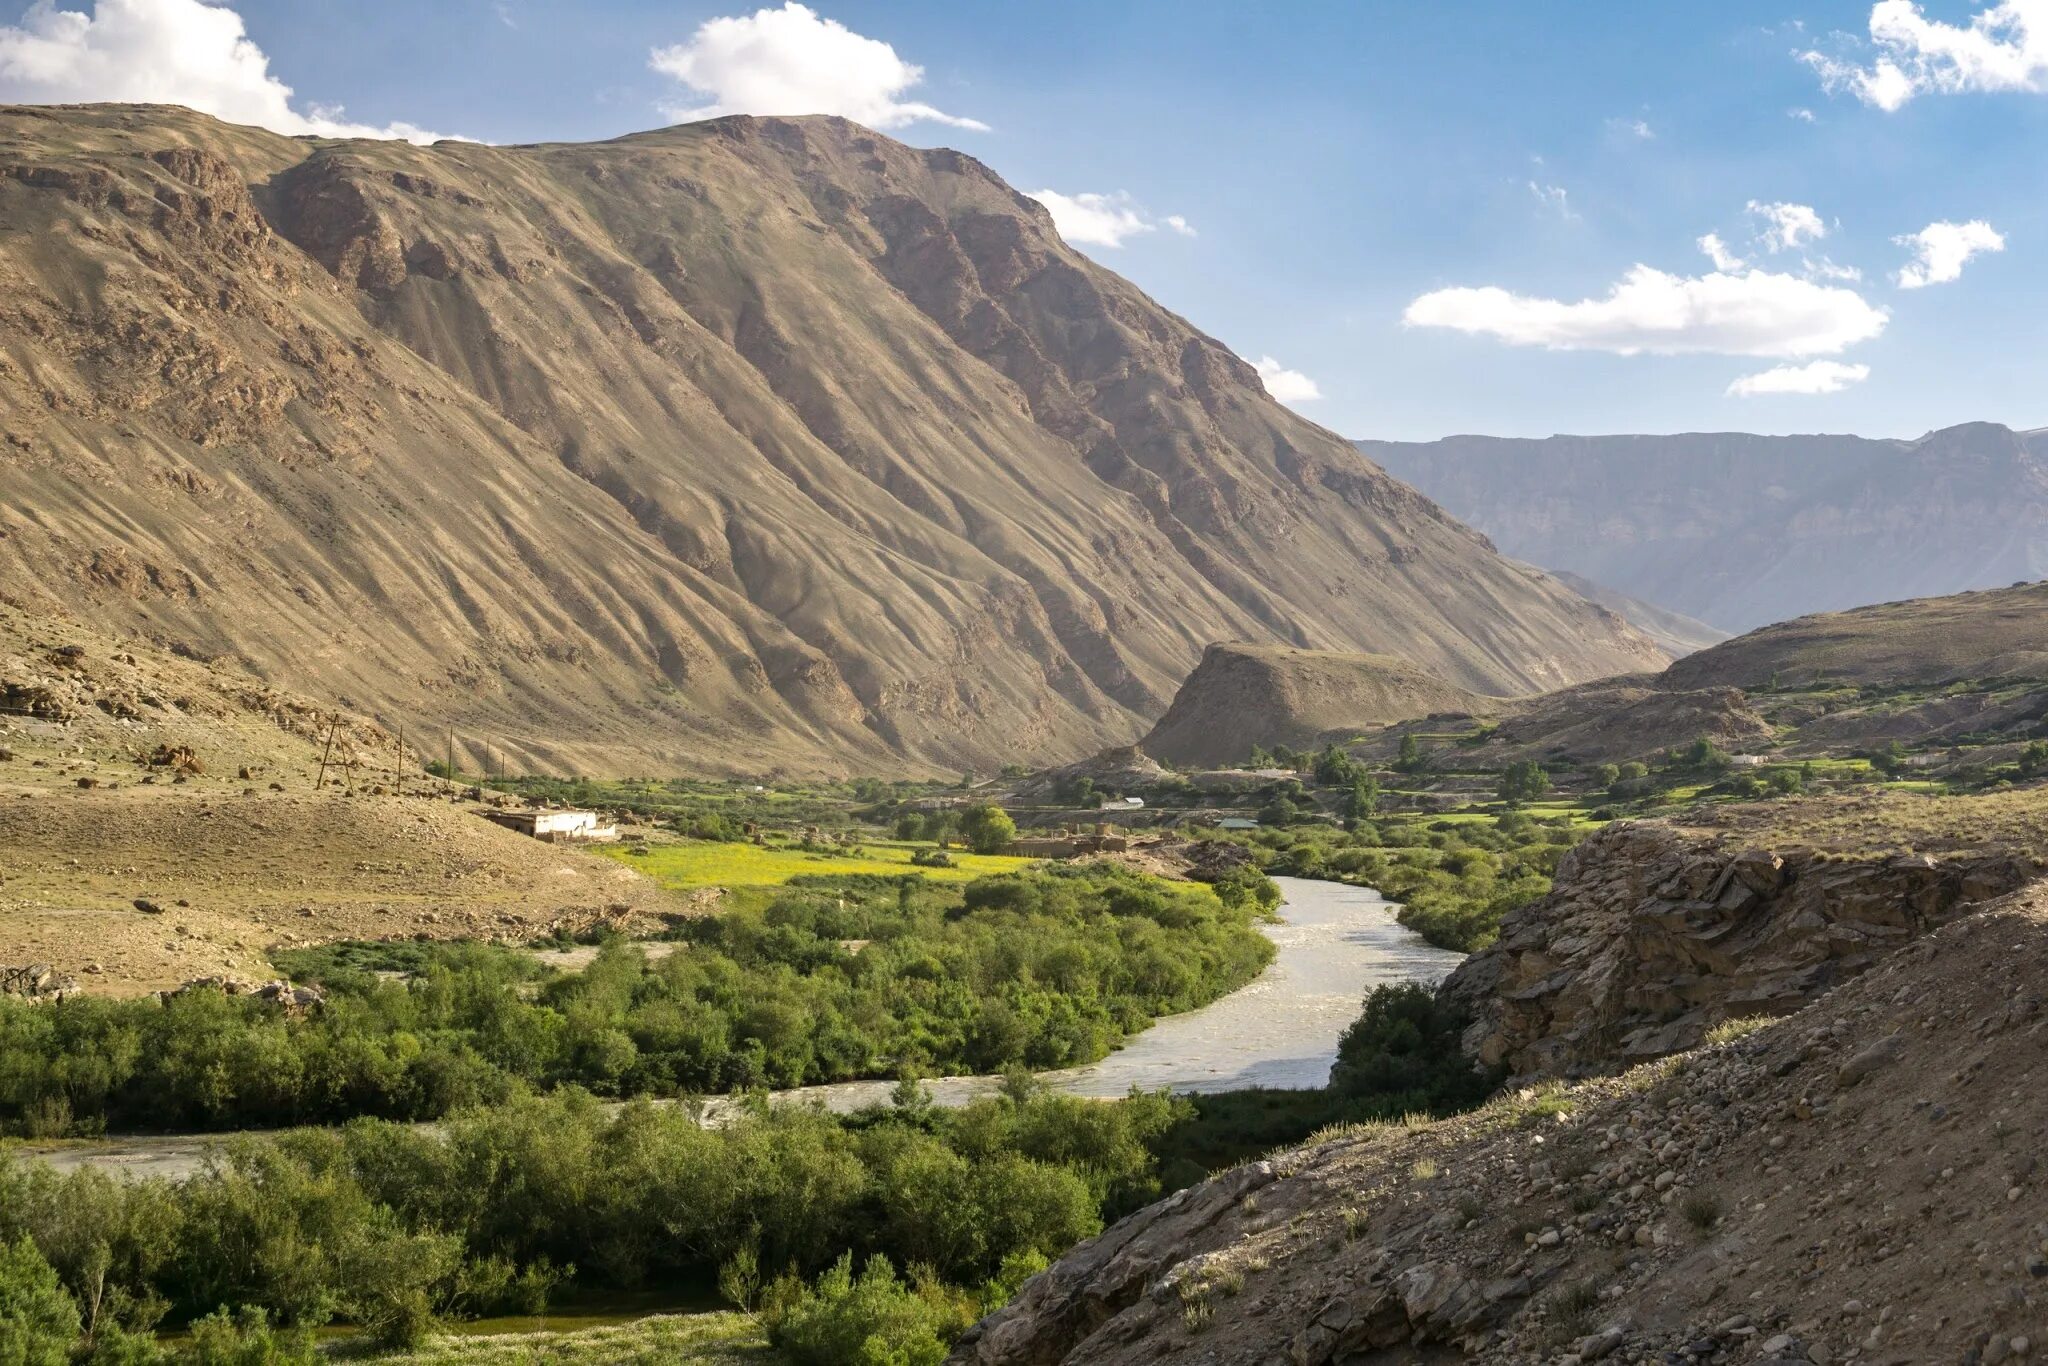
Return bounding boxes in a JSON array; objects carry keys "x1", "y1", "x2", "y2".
[
  {"x1": 1256, "y1": 796, "x2": 1299, "y2": 827},
  {"x1": 2019, "y1": 741, "x2": 2048, "y2": 779},
  {"x1": 958, "y1": 804, "x2": 1017, "y2": 855},
  {"x1": 1678, "y1": 736, "x2": 1731, "y2": 774},
  {"x1": 1342, "y1": 777, "x2": 1379, "y2": 824},
  {"x1": 0, "y1": 1236, "x2": 81, "y2": 1366},
  {"x1": 1396, "y1": 734, "x2": 1421, "y2": 773},
  {"x1": 1312, "y1": 744, "x2": 1360, "y2": 788},
  {"x1": 1870, "y1": 740, "x2": 1908, "y2": 778},
  {"x1": 1496, "y1": 760, "x2": 1549, "y2": 808},
  {"x1": 1055, "y1": 775, "x2": 1096, "y2": 808}
]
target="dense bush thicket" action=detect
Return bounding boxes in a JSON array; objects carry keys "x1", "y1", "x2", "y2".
[
  {"x1": 0, "y1": 866, "x2": 1274, "y2": 1137},
  {"x1": 0, "y1": 1085, "x2": 1184, "y2": 1359},
  {"x1": 1211, "y1": 812, "x2": 1577, "y2": 952},
  {"x1": 1146, "y1": 981, "x2": 1499, "y2": 1183}
]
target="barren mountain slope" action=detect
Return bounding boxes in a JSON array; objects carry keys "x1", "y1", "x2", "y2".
[
  {"x1": 0, "y1": 104, "x2": 1657, "y2": 776},
  {"x1": 1363, "y1": 424, "x2": 2048, "y2": 634},
  {"x1": 960, "y1": 883, "x2": 2048, "y2": 1365},
  {"x1": 1139, "y1": 642, "x2": 1492, "y2": 767}
]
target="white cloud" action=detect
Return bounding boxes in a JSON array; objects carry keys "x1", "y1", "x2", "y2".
[
  {"x1": 1893, "y1": 218, "x2": 2006, "y2": 287},
  {"x1": 1699, "y1": 232, "x2": 1747, "y2": 273},
  {"x1": 650, "y1": 2, "x2": 984, "y2": 130},
  {"x1": 1805, "y1": 255, "x2": 1864, "y2": 282},
  {"x1": 1250, "y1": 356, "x2": 1321, "y2": 405},
  {"x1": 1528, "y1": 181, "x2": 1576, "y2": 218},
  {"x1": 1789, "y1": 105, "x2": 1818, "y2": 120},
  {"x1": 0, "y1": 0, "x2": 447, "y2": 141},
  {"x1": 1727, "y1": 359, "x2": 1872, "y2": 396},
  {"x1": 1403, "y1": 263, "x2": 1888, "y2": 358},
  {"x1": 1803, "y1": 0, "x2": 2048, "y2": 110},
  {"x1": 1029, "y1": 190, "x2": 1191, "y2": 249},
  {"x1": 1608, "y1": 116, "x2": 1655, "y2": 139},
  {"x1": 1747, "y1": 199, "x2": 1827, "y2": 252}
]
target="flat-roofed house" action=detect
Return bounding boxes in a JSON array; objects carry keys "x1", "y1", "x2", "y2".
[{"x1": 483, "y1": 808, "x2": 619, "y2": 843}]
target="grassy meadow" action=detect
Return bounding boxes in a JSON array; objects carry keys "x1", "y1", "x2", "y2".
[{"x1": 607, "y1": 835, "x2": 1034, "y2": 888}]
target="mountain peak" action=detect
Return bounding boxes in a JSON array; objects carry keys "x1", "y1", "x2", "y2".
[{"x1": 0, "y1": 102, "x2": 1657, "y2": 774}]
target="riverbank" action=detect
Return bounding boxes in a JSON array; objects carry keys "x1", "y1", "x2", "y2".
[{"x1": 10, "y1": 877, "x2": 1460, "y2": 1180}]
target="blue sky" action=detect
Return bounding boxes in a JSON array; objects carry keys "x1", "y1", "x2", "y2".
[{"x1": 4, "y1": 0, "x2": 2047, "y2": 439}]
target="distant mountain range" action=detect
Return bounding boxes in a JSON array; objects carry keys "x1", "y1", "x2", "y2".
[
  {"x1": 1360, "y1": 423, "x2": 2048, "y2": 635},
  {"x1": 0, "y1": 104, "x2": 1656, "y2": 777}
]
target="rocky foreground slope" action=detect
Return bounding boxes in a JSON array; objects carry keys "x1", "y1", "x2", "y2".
[
  {"x1": 960, "y1": 882, "x2": 2048, "y2": 1364},
  {"x1": 0, "y1": 104, "x2": 1654, "y2": 777}
]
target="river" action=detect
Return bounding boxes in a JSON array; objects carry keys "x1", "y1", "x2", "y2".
[{"x1": 13, "y1": 877, "x2": 1463, "y2": 1178}]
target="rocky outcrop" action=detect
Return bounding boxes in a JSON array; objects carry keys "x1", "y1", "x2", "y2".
[
  {"x1": 1440, "y1": 819, "x2": 2037, "y2": 1079},
  {"x1": 0, "y1": 963, "x2": 77, "y2": 1001},
  {"x1": 1140, "y1": 642, "x2": 1493, "y2": 768}
]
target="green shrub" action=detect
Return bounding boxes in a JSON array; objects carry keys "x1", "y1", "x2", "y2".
[
  {"x1": 764, "y1": 1254, "x2": 973, "y2": 1366},
  {"x1": 1329, "y1": 985, "x2": 1499, "y2": 1115},
  {"x1": 175, "y1": 1307, "x2": 316, "y2": 1366}
]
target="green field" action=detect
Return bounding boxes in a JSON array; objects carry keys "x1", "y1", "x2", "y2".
[
  {"x1": 607, "y1": 836, "x2": 1034, "y2": 888},
  {"x1": 395, "y1": 1311, "x2": 767, "y2": 1363}
]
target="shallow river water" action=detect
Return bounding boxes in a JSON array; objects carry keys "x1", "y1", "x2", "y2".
[
  {"x1": 714, "y1": 875, "x2": 1465, "y2": 1115},
  {"x1": 19, "y1": 877, "x2": 1463, "y2": 1178}
]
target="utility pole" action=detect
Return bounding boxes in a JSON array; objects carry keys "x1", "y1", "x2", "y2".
[{"x1": 315, "y1": 716, "x2": 338, "y2": 790}]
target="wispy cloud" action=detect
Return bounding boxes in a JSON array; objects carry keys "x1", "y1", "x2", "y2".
[
  {"x1": 1029, "y1": 190, "x2": 1193, "y2": 249},
  {"x1": 1528, "y1": 181, "x2": 1577, "y2": 219},
  {"x1": 1404, "y1": 263, "x2": 1888, "y2": 358},
  {"x1": 1748, "y1": 199, "x2": 1827, "y2": 252},
  {"x1": 1727, "y1": 359, "x2": 1871, "y2": 396}
]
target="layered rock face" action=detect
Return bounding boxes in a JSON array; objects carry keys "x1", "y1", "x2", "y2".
[
  {"x1": 1440, "y1": 820, "x2": 2036, "y2": 1078},
  {"x1": 0, "y1": 104, "x2": 1657, "y2": 776}
]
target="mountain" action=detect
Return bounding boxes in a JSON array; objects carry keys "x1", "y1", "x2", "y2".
[
  {"x1": 1138, "y1": 642, "x2": 1489, "y2": 767},
  {"x1": 0, "y1": 105, "x2": 1657, "y2": 778},
  {"x1": 1662, "y1": 577, "x2": 2048, "y2": 691},
  {"x1": 1360, "y1": 579, "x2": 2048, "y2": 771},
  {"x1": 1359, "y1": 423, "x2": 2048, "y2": 634},
  {"x1": 1546, "y1": 570, "x2": 1727, "y2": 657}
]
